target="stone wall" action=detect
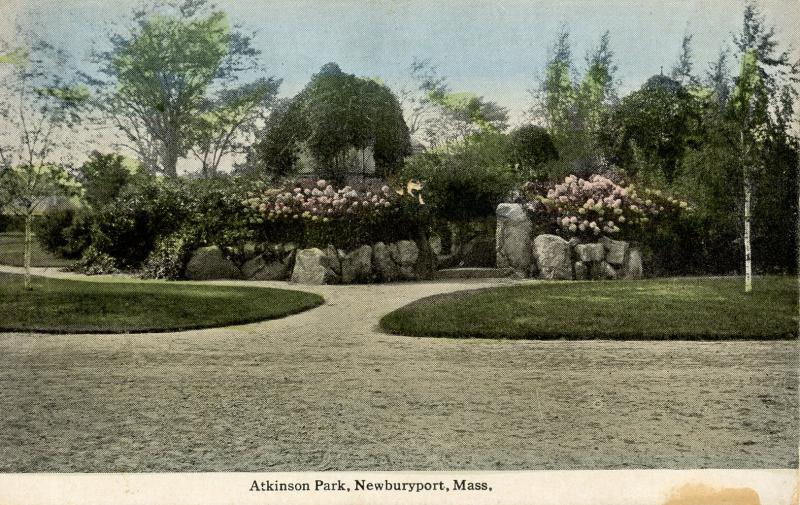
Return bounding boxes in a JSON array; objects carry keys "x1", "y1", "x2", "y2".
[
  {"x1": 185, "y1": 239, "x2": 433, "y2": 285},
  {"x1": 496, "y1": 203, "x2": 643, "y2": 280}
]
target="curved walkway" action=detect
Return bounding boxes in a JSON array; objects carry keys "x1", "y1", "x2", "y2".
[{"x1": 0, "y1": 266, "x2": 796, "y2": 471}]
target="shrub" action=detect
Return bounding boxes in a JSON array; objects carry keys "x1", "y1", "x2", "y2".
[
  {"x1": 139, "y1": 228, "x2": 199, "y2": 280},
  {"x1": 89, "y1": 177, "x2": 251, "y2": 268},
  {"x1": 400, "y1": 133, "x2": 519, "y2": 225},
  {"x1": 508, "y1": 124, "x2": 559, "y2": 181},
  {"x1": 34, "y1": 208, "x2": 92, "y2": 259},
  {"x1": 67, "y1": 245, "x2": 120, "y2": 276},
  {"x1": 79, "y1": 151, "x2": 146, "y2": 209},
  {"x1": 244, "y1": 178, "x2": 427, "y2": 249},
  {"x1": 516, "y1": 174, "x2": 689, "y2": 243}
]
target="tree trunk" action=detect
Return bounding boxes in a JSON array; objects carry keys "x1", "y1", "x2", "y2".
[
  {"x1": 744, "y1": 172, "x2": 752, "y2": 293},
  {"x1": 24, "y1": 212, "x2": 32, "y2": 291},
  {"x1": 162, "y1": 128, "x2": 180, "y2": 177}
]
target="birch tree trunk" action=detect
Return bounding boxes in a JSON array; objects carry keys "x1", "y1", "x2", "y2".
[
  {"x1": 743, "y1": 172, "x2": 752, "y2": 293},
  {"x1": 24, "y1": 212, "x2": 32, "y2": 291}
]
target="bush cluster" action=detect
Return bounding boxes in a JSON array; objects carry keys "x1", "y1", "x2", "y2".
[
  {"x1": 244, "y1": 178, "x2": 428, "y2": 249},
  {"x1": 34, "y1": 208, "x2": 93, "y2": 259},
  {"x1": 516, "y1": 174, "x2": 689, "y2": 242}
]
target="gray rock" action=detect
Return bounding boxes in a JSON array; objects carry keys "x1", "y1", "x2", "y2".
[
  {"x1": 461, "y1": 235, "x2": 496, "y2": 267},
  {"x1": 622, "y1": 247, "x2": 643, "y2": 279},
  {"x1": 575, "y1": 243, "x2": 605, "y2": 263},
  {"x1": 600, "y1": 236, "x2": 629, "y2": 265},
  {"x1": 341, "y1": 245, "x2": 373, "y2": 283},
  {"x1": 533, "y1": 234, "x2": 573, "y2": 280},
  {"x1": 185, "y1": 246, "x2": 242, "y2": 280},
  {"x1": 241, "y1": 255, "x2": 266, "y2": 279},
  {"x1": 324, "y1": 244, "x2": 341, "y2": 275},
  {"x1": 372, "y1": 242, "x2": 401, "y2": 282},
  {"x1": 291, "y1": 248, "x2": 330, "y2": 284},
  {"x1": 250, "y1": 259, "x2": 292, "y2": 281},
  {"x1": 600, "y1": 260, "x2": 618, "y2": 280},
  {"x1": 495, "y1": 203, "x2": 533, "y2": 275},
  {"x1": 574, "y1": 261, "x2": 588, "y2": 280},
  {"x1": 390, "y1": 240, "x2": 418, "y2": 266}
]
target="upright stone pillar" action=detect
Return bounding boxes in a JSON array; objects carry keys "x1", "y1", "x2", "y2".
[{"x1": 495, "y1": 203, "x2": 533, "y2": 276}]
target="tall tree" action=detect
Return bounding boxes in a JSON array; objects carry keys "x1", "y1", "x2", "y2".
[
  {"x1": 0, "y1": 30, "x2": 86, "y2": 289},
  {"x1": 575, "y1": 30, "x2": 618, "y2": 162},
  {"x1": 670, "y1": 33, "x2": 699, "y2": 86},
  {"x1": 730, "y1": 49, "x2": 768, "y2": 292},
  {"x1": 537, "y1": 25, "x2": 576, "y2": 143},
  {"x1": 396, "y1": 58, "x2": 508, "y2": 149},
  {"x1": 706, "y1": 48, "x2": 732, "y2": 108},
  {"x1": 256, "y1": 63, "x2": 411, "y2": 182},
  {"x1": 189, "y1": 77, "x2": 280, "y2": 178},
  {"x1": 729, "y1": 0, "x2": 799, "y2": 284},
  {"x1": 94, "y1": 0, "x2": 268, "y2": 176}
]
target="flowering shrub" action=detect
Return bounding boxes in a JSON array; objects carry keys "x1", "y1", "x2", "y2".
[
  {"x1": 244, "y1": 179, "x2": 427, "y2": 249},
  {"x1": 517, "y1": 174, "x2": 689, "y2": 241}
]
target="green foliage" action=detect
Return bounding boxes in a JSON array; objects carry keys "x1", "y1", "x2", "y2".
[
  {"x1": 68, "y1": 245, "x2": 120, "y2": 276},
  {"x1": 401, "y1": 133, "x2": 519, "y2": 223},
  {"x1": 80, "y1": 151, "x2": 146, "y2": 208},
  {"x1": 33, "y1": 208, "x2": 92, "y2": 259},
  {"x1": 103, "y1": 0, "x2": 266, "y2": 176},
  {"x1": 599, "y1": 77, "x2": 701, "y2": 183},
  {"x1": 139, "y1": 228, "x2": 198, "y2": 280},
  {"x1": 508, "y1": 125, "x2": 559, "y2": 181},
  {"x1": 89, "y1": 176, "x2": 251, "y2": 268},
  {"x1": 255, "y1": 63, "x2": 411, "y2": 182}
]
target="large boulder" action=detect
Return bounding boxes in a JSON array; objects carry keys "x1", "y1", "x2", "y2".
[
  {"x1": 372, "y1": 242, "x2": 401, "y2": 282},
  {"x1": 600, "y1": 260, "x2": 618, "y2": 280},
  {"x1": 252, "y1": 260, "x2": 292, "y2": 281},
  {"x1": 242, "y1": 248, "x2": 296, "y2": 281},
  {"x1": 496, "y1": 203, "x2": 533, "y2": 275},
  {"x1": 600, "y1": 236, "x2": 629, "y2": 265},
  {"x1": 291, "y1": 248, "x2": 335, "y2": 284},
  {"x1": 185, "y1": 246, "x2": 242, "y2": 280},
  {"x1": 533, "y1": 234, "x2": 572, "y2": 280},
  {"x1": 389, "y1": 240, "x2": 419, "y2": 280},
  {"x1": 341, "y1": 245, "x2": 374, "y2": 283},
  {"x1": 575, "y1": 243, "x2": 605, "y2": 263},
  {"x1": 461, "y1": 235, "x2": 496, "y2": 267},
  {"x1": 622, "y1": 247, "x2": 643, "y2": 279},
  {"x1": 241, "y1": 255, "x2": 267, "y2": 279}
]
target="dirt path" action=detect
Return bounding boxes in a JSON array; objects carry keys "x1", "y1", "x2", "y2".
[{"x1": 0, "y1": 266, "x2": 797, "y2": 471}]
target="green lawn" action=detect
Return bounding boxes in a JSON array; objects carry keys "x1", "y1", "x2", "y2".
[
  {"x1": 0, "y1": 273, "x2": 324, "y2": 333},
  {"x1": 0, "y1": 232, "x2": 74, "y2": 267},
  {"x1": 380, "y1": 277, "x2": 799, "y2": 340}
]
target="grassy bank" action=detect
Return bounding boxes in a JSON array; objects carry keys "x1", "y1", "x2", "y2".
[
  {"x1": 0, "y1": 232, "x2": 74, "y2": 268},
  {"x1": 380, "y1": 276, "x2": 798, "y2": 340},
  {"x1": 0, "y1": 273, "x2": 323, "y2": 333}
]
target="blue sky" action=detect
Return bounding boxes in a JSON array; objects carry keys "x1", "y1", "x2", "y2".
[{"x1": 7, "y1": 0, "x2": 800, "y2": 121}]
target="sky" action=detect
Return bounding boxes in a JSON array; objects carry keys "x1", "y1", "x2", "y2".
[
  {"x1": 1, "y1": 0, "x2": 798, "y2": 173},
  {"x1": 5, "y1": 0, "x2": 799, "y2": 121}
]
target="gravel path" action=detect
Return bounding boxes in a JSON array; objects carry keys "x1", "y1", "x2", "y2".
[{"x1": 0, "y1": 266, "x2": 797, "y2": 471}]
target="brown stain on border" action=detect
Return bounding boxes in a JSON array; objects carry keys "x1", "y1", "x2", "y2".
[{"x1": 663, "y1": 483, "x2": 761, "y2": 505}]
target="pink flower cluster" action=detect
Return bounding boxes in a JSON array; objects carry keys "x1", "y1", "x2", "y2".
[
  {"x1": 530, "y1": 174, "x2": 688, "y2": 238},
  {"x1": 244, "y1": 179, "x2": 409, "y2": 222}
]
